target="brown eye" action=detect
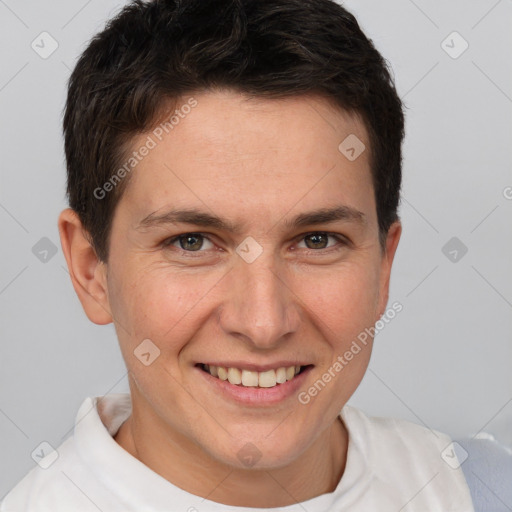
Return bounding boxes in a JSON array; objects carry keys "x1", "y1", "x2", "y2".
[
  {"x1": 178, "y1": 234, "x2": 203, "y2": 251},
  {"x1": 163, "y1": 233, "x2": 214, "y2": 252},
  {"x1": 297, "y1": 232, "x2": 344, "y2": 251},
  {"x1": 304, "y1": 233, "x2": 329, "y2": 249}
]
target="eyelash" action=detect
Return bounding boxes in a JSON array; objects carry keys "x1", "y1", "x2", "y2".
[{"x1": 161, "y1": 232, "x2": 349, "y2": 257}]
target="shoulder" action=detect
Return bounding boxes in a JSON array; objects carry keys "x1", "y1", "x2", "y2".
[
  {"x1": 0, "y1": 436, "x2": 84, "y2": 511},
  {"x1": 340, "y1": 405, "x2": 475, "y2": 511},
  {"x1": 342, "y1": 404, "x2": 457, "y2": 455},
  {"x1": 0, "y1": 395, "x2": 123, "y2": 512}
]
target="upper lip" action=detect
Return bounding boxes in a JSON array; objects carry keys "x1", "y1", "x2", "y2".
[{"x1": 197, "y1": 361, "x2": 312, "y2": 372}]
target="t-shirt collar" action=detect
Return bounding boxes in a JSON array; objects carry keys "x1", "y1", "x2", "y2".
[{"x1": 74, "y1": 393, "x2": 369, "y2": 511}]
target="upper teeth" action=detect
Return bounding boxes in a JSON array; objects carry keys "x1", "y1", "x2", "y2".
[{"x1": 204, "y1": 364, "x2": 301, "y2": 388}]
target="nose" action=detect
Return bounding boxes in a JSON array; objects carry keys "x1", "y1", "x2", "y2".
[{"x1": 217, "y1": 251, "x2": 301, "y2": 349}]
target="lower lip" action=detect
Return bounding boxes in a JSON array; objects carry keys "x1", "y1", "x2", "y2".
[{"x1": 195, "y1": 366, "x2": 313, "y2": 406}]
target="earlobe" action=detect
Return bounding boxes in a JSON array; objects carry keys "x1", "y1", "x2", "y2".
[
  {"x1": 376, "y1": 221, "x2": 402, "y2": 318},
  {"x1": 58, "y1": 208, "x2": 113, "y2": 325}
]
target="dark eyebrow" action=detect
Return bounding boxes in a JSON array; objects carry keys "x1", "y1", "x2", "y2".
[
  {"x1": 135, "y1": 205, "x2": 366, "y2": 233},
  {"x1": 287, "y1": 206, "x2": 366, "y2": 229}
]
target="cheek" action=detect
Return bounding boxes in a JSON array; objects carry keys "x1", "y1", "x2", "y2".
[
  {"x1": 293, "y1": 266, "x2": 380, "y2": 414},
  {"x1": 108, "y1": 263, "x2": 223, "y2": 352},
  {"x1": 292, "y1": 262, "x2": 381, "y2": 338},
  {"x1": 108, "y1": 252, "x2": 382, "y2": 361}
]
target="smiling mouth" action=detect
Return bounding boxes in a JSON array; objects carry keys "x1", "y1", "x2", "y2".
[{"x1": 198, "y1": 364, "x2": 311, "y2": 389}]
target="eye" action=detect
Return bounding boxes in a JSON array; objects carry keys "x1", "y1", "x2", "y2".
[
  {"x1": 161, "y1": 231, "x2": 348, "y2": 256},
  {"x1": 296, "y1": 232, "x2": 346, "y2": 251},
  {"x1": 163, "y1": 233, "x2": 215, "y2": 252}
]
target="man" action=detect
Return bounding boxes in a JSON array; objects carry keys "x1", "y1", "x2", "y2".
[{"x1": 1, "y1": 0, "x2": 474, "y2": 510}]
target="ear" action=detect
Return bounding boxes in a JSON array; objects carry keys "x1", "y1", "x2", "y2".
[
  {"x1": 58, "y1": 208, "x2": 112, "y2": 325},
  {"x1": 376, "y1": 221, "x2": 402, "y2": 319}
]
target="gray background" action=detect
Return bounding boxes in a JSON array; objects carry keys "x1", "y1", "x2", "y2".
[{"x1": 1, "y1": 0, "x2": 511, "y2": 497}]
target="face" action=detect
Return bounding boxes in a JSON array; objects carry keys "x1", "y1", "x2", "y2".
[{"x1": 75, "y1": 90, "x2": 400, "y2": 469}]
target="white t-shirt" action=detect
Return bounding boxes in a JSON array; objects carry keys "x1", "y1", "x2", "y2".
[{"x1": 1, "y1": 393, "x2": 474, "y2": 511}]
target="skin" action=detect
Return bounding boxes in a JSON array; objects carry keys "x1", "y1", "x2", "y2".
[{"x1": 58, "y1": 89, "x2": 401, "y2": 507}]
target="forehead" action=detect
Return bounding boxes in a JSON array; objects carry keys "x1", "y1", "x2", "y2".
[{"x1": 118, "y1": 90, "x2": 375, "y2": 228}]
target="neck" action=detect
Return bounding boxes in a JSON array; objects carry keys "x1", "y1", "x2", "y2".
[{"x1": 114, "y1": 401, "x2": 348, "y2": 507}]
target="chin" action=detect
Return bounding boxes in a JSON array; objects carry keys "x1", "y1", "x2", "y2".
[{"x1": 202, "y1": 429, "x2": 309, "y2": 471}]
